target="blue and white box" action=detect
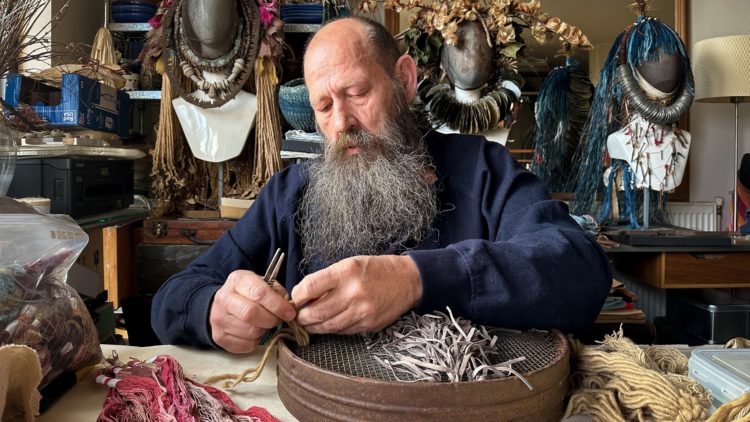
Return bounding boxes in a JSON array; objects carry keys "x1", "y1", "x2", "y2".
[{"x1": 3, "y1": 73, "x2": 130, "y2": 137}]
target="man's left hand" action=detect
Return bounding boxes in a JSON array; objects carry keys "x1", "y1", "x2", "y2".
[{"x1": 290, "y1": 255, "x2": 422, "y2": 334}]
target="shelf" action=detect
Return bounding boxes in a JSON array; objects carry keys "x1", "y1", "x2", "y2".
[
  {"x1": 107, "y1": 22, "x2": 152, "y2": 32},
  {"x1": 283, "y1": 23, "x2": 321, "y2": 33},
  {"x1": 126, "y1": 90, "x2": 161, "y2": 100},
  {"x1": 282, "y1": 138, "x2": 323, "y2": 154},
  {"x1": 281, "y1": 150, "x2": 320, "y2": 160}
]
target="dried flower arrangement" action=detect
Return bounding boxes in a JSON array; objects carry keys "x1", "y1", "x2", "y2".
[{"x1": 360, "y1": 0, "x2": 591, "y2": 80}]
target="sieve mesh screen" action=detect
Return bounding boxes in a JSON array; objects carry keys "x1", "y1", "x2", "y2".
[{"x1": 289, "y1": 329, "x2": 565, "y2": 382}]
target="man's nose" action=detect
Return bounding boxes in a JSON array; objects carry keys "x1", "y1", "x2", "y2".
[{"x1": 330, "y1": 102, "x2": 356, "y2": 139}]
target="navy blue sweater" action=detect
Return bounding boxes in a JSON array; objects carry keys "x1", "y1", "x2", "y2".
[{"x1": 151, "y1": 131, "x2": 612, "y2": 348}]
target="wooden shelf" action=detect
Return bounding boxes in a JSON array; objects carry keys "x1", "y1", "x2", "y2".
[
  {"x1": 126, "y1": 90, "x2": 161, "y2": 101},
  {"x1": 613, "y1": 251, "x2": 750, "y2": 289},
  {"x1": 107, "y1": 22, "x2": 151, "y2": 32},
  {"x1": 284, "y1": 23, "x2": 321, "y2": 33}
]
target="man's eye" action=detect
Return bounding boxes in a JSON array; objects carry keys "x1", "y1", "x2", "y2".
[{"x1": 318, "y1": 104, "x2": 331, "y2": 112}]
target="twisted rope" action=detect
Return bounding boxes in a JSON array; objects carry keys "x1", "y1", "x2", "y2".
[
  {"x1": 565, "y1": 330, "x2": 711, "y2": 421},
  {"x1": 204, "y1": 301, "x2": 309, "y2": 389}
]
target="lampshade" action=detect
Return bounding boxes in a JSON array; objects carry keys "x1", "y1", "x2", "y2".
[{"x1": 693, "y1": 35, "x2": 750, "y2": 103}]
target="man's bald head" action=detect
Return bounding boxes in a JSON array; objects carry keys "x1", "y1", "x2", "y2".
[{"x1": 304, "y1": 17, "x2": 401, "y2": 75}]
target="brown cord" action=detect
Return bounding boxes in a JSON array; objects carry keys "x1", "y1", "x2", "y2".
[
  {"x1": 252, "y1": 57, "x2": 283, "y2": 189},
  {"x1": 151, "y1": 74, "x2": 201, "y2": 216},
  {"x1": 204, "y1": 302, "x2": 309, "y2": 389}
]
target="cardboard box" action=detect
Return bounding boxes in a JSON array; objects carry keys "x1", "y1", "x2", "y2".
[
  {"x1": 4, "y1": 73, "x2": 130, "y2": 137},
  {"x1": 220, "y1": 197, "x2": 254, "y2": 220},
  {"x1": 67, "y1": 262, "x2": 104, "y2": 299}
]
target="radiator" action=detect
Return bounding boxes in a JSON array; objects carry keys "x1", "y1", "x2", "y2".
[
  {"x1": 615, "y1": 271, "x2": 666, "y2": 322},
  {"x1": 667, "y1": 201, "x2": 719, "y2": 231}
]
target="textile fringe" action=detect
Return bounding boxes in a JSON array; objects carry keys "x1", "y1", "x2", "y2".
[
  {"x1": 96, "y1": 352, "x2": 279, "y2": 421},
  {"x1": 151, "y1": 75, "x2": 200, "y2": 216},
  {"x1": 565, "y1": 329, "x2": 711, "y2": 421},
  {"x1": 530, "y1": 58, "x2": 593, "y2": 192},
  {"x1": 90, "y1": 27, "x2": 117, "y2": 67},
  {"x1": 251, "y1": 57, "x2": 283, "y2": 192},
  {"x1": 205, "y1": 300, "x2": 309, "y2": 389}
]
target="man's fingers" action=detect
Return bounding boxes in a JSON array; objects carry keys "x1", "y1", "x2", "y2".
[
  {"x1": 302, "y1": 306, "x2": 359, "y2": 334},
  {"x1": 215, "y1": 313, "x2": 268, "y2": 340},
  {"x1": 291, "y1": 266, "x2": 340, "y2": 306},
  {"x1": 224, "y1": 294, "x2": 282, "y2": 329},
  {"x1": 213, "y1": 332, "x2": 259, "y2": 354},
  {"x1": 232, "y1": 276, "x2": 296, "y2": 322},
  {"x1": 296, "y1": 290, "x2": 347, "y2": 326}
]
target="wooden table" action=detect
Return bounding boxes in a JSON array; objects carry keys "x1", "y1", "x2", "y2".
[
  {"x1": 609, "y1": 244, "x2": 750, "y2": 289},
  {"x1": 75, "y1": 208, "x2": 150, "y2": 308}
]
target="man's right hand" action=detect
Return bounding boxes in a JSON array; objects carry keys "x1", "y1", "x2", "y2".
[{"x1": 209, "y1": 270, "x2": 297, "y2": 353}]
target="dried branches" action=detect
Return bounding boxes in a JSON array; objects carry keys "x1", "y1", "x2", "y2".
[
  {"x1": 0, "y1": 0, "x2": 69, "y2": 129},
  {"x1": 379, "y1": 0, "x2": 591, "y2": 49},
  {"x1": 374, "y1": 0, "x2": 590, "y2": 81},
  {"x1": 366, "y1": 308, "x2": 532, "y2": 387},
  {"x1": 0, "y1": 0, "x2": 68, "y2": 78}
]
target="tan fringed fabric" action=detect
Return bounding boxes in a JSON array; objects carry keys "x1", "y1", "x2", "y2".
[
  {"x1": 0, "y1": 344, "x2": 42, "y2": 422},
  {"x1": 252, "y1": 57, "x2": 283, "y2": 190},
  {"x1": 151, "y1": 75, "x2": 201, "y2": 216},
  {"x1": 565, "y1": 330, "x2": 712, "y2": 421},
  {"x1": 90, "y1": 27, "x2": 118, "y2": 67}
]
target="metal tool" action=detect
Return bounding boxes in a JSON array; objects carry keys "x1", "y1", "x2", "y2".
[{"x1": 263, "y1": 248, "x2": 285, "y2": 286}]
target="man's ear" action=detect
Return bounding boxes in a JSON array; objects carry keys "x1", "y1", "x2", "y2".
[{"x1": 395, "y1": 54, "x2": 418, "y2": 103}]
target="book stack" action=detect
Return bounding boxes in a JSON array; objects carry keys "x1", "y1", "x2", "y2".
[{"x1": 596, "y1": 279, "x2": 647, "y2": 324}]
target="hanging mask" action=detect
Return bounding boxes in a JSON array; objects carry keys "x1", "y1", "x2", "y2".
[
  {"x1": 163, "y1": 0, "x2": 261, "y2": 109},
  {"x1": 570, "y1": 15, "x2": 694, "y2": 227}
]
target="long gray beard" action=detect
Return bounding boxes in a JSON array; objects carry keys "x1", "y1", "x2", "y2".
[{"x1": 298, "y1": 90, "x2": 437, "y2": 271}]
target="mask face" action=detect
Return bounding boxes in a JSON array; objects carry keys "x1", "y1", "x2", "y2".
[
  {"x1": 605, "y1": 114, "x2": 691, "y2": 192},
  {"x1": 440, "y1": 20, "x2": 494, "y2": 91}
]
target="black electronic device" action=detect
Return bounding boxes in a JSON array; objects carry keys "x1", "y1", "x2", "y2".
[{"x1": 7, "y1": 157, "x2": 134, "y2": 218}]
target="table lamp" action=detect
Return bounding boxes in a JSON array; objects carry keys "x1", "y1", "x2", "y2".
[{"x1": 693, "y1": 35, "x2": 750, "y2": 232}]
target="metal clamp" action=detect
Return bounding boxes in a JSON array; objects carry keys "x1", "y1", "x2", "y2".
[{"x1": 152, "y1": 221, "x2": 168, "y2": 238}]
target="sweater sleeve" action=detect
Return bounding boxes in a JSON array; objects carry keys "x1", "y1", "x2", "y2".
[
  {"x1": 150, "y1": 171, "x2": 293, "y2": 348},
  {"x1": 406, "y1": 143, "x2": 612, "y2": 333}
]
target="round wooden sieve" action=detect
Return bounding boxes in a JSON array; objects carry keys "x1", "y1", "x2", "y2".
[{"x1": 277, "y1": 329, "x2": 569, "y2": 421}]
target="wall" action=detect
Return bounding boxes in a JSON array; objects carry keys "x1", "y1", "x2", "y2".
[
  {"x1": 690, "y1": 0, "x2": 750, "y2": 228},
  {"x1": 19, "y1": 0, "x2": 105, "y2": 72},
  {"x1": 51, "y1": 0, "x2": 105, "y2": 66}
]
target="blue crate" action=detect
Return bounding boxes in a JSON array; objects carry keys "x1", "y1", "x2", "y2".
[{"x1": 4, "y1": 73, "x2": 130, "y2": 137}]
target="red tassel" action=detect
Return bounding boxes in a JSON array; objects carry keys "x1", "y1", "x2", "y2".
[{"x1": 96, "y1": 354, "x2": 279, "y2": 421}]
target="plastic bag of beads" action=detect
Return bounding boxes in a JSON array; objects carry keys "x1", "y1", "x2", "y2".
[{"x1": 0, "y1": 197, "x2": 102, "y2": 387}]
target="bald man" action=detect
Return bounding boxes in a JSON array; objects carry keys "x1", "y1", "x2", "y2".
[{"x1": 152, "y1": 17, "x2": 612, "y2": 353}]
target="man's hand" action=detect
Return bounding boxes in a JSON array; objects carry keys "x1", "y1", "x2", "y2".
[
  {"x1": 290, "y1": 255, "x2": 422, "y2": 334},
  {"x1": 209, "y1": 270, "x2": 297, "y2": 353}
]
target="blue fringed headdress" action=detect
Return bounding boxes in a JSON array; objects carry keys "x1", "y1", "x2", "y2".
[
  {"x1": 568, "y1": 15, "x2": 693, "y2": 228},
  {"x1": 531, "y1": 57, "x2": 593, "y2": 193}
]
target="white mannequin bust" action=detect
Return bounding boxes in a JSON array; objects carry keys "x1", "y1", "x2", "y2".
[{"x1": 604, "y1": 113, "x2": 690, "y2": 192}]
